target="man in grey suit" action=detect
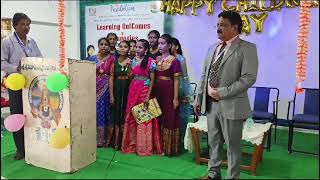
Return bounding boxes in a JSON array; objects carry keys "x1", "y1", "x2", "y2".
[{"x1": 194, "y1": 11, "x2": 258, "y2": 179}]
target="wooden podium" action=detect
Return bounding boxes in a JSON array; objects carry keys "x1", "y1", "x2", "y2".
[{"x1": 21, "y1": 57, "x2": 96, "y2": 173}]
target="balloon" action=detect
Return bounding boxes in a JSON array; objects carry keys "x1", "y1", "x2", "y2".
[
  {"x1": 204, "y1": 0, "x2": 216, "y2": 15},
  {"x1": 170, "y1": 0, "x2": 182, "y2": 15},
  {"x1": 46, "y1": 72, "x2": 68, "y2": 92},
  {"x1": 221, "y1": 0, "x2": 236, "y2": 11},
  {"x1": 194, "y1": 1, "x2": 204, "y2": 8},
  {"x1": 5, "y1": 73, "x2": 26, "y2": 91},
  {"x1": 160, "y1": 0, "x2": 180, "y2": 15},
  {"x1": 241, "y1": 15, "x2": 251, "y2": 35},
  {"x1": 160, "y1": 0, "x2": 174, "y2": 14},
  {"x1": 172, "y1": 0, "x2": 179, "y2": 14},
  {"x1": 311, "y1": 0, "x2": 319, "y2": 7},
  {"x1": 284, "y1": 0, "x2": 298, "y2": 8},
  {"x1": 250, "y1": 12, "x2": 268, "y2": 33},
  {"x1": 191, "y1": 0, "x2": 204, "y2": 16},
  {"x1": 4, "y1": 114, "x2": 26, "y2": 132},
  {"x1": 181, "y1": 0, "x2": 192, "y2": 15},
  {"x1": 49, "y1": 128, "x2": 70, "y2": 149},
  {"x1": 292, "y1": 0, "x2": 300, "y2": 7},
  {"x1": 236, "y1": 0, "x2": 249, "y2": 12},
  {"x1": 271, "y1": 0, "x2": 285, "y2": 11},
  {"x1": 248, "y1": 0, "x2": 260, "y2": 12},
  {"x1": 258, "y1": 0, "x2": 273, "y2": 11}
]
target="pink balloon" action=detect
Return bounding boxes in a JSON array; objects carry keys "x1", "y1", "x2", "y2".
[{"x1": 4, "y1": 114, "x2": 26, "y2": 132}]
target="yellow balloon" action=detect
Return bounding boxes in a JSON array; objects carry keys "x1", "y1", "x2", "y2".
[
  {"x1": 160, "y1": 0, "x2": 169, "y2": 12},
  {"x1": 241, "y1": 15, "x2": 251, "y2": 35},
  {"x1": 221, "y1": 0, "x2": 236, "y2": 11},
  {"x1": 292, "y1": 0, "x2": 300, "y2": 7},
  {"x1": 5, "y1": 73, "x2": 26, "y2": 91},
  {"x1": 160, "y1": 0, "x2": 173, "y2": 14},
  {"x1": 204, "y1": 0, "x2": 216, "y2": 15},
  {"x1": 167, "y1": 0, "x2": 174, "y2": 15},
  {"x1": 236, "y1": 0, "x2": 249, "y2": 12},
  {"x1": 191, "y1": 0, "x2": 204, "y2": 16},
  {"x1": 284, "y1": 0, "x2": 299, "y2": 8},
  {"x1": 271, "y1": 0, "x2": 285, "y2": 11},
  {"x1": 259, "y1": 0, "x2": 273, "y2": 11},
  {"x1": 49, "y1": 128, "x2": 70, "y2": 149},
  {"x1": 179, "y1": 0, "x2": 192, "y2": 15},
  {"x1": 250, "y1": 12, "x2": 268, "y2": 33},
  {"x1": 170, "y1": 0, "x2": 182, "y2": 15},
  {"x1": 311, "y1": 0, "x2": 319, "y2": 7},
  {"x1": 248, "y1": 0, "x2": 259, "y2": 12}
]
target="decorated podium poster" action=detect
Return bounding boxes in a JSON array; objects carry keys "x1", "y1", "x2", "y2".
[{"x1": 21, "y1": 57, "x2": 96, "y2": 173}]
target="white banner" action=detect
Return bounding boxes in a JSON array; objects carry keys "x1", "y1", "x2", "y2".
[{"x1": 85, "y1": 1, "x2": 164, "y2": 53}]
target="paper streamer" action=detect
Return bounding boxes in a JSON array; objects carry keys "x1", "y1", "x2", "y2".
[
  {"x1": 58, "y1": 0, "x2": 66, "y2": 75},
  {"x1": 296, "y1": 1, "x2": 311, "y2": 93}
]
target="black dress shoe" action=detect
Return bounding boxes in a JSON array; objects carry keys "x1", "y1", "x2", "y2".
[
  {"x1": 14, "y1": 152, "x2": 24, "y2": 160},
  {"x1": 196, "y1": 175, "x2": 209, "y2": 180},
  {"x1": 211, "y1": 176, "x2": 221, "y2": 180},
  {"x1": 197, "y1": 175, "x2": 222, "y2": 180},
  {"x1": 197, "y1": 175, "x2": 216, "y2": 180}
]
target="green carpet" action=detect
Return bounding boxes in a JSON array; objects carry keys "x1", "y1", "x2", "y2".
[{"x1": 1, "y1": 128, "x2": 319, "y2": 179}]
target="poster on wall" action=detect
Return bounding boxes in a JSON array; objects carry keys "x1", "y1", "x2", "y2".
[
  {"x1": 85, "y1": 1, "x2": 164, "y2": 56},
  {"x1": 1, "y1": 18, "x2": 12, "y2": 40}
]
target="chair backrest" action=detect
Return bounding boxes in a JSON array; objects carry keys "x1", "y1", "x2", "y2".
[
  {"x1": 251, "y1": 86, "x2": 280, "y2": 113},
  {"x1": 292, "y1": 88, "x2": 319, "y2": 116},
  {"x1": 275, "y1": 100, "x2": 292, "y2": 120},
  {"x1": 253, "y1": 87, "x2": 270, "y2": 112},
  {"x1": 303, "y1": 88, "x2": 319, "y2": 116},
  {"x1": 190, "y1": 82, "x2": 197, "y2": 97}
]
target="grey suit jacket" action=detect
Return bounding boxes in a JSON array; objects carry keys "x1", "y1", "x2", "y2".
[{"x1": 194, "y1": 37, "x2": 258, "y2": 120}]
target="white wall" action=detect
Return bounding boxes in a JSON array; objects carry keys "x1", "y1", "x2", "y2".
[{"x1": 1, "y1": 0, "x2": 80, "y2": 60}]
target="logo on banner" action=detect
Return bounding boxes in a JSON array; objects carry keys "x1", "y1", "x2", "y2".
[
  {"x1": 150, "y1": 3, "x2": 160, "y2": 13},
  {"x1": 111, "y1": 4, "x2": 135, "y2": 13},
  {"x1": 89, "y1": 7, "x2": 96, "y2": 16},
  {"x1": 28, "y1": 75, "x2": 64, "y2": 129}
]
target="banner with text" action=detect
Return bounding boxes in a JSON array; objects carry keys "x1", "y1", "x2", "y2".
[{"x1": 85, "y1": 1, "x2": 164, "y2": 54}]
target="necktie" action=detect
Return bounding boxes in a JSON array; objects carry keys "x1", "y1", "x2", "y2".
[{"x1": 208, "y1": 42, "x2": 227, "y2": 88}]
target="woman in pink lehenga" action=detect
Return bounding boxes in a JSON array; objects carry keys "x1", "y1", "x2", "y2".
[{"x1": 121, "y1": 39, "x2": 163, "y2": 156}]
